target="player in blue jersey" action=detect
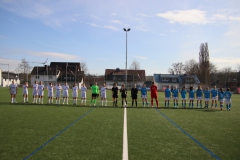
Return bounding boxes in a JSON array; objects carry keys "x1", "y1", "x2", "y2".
[
  {"x1": 141, "y1": 84, "x2": 148, "y2": 107},
  {"x1": 211, "y1": 86, "x2": 218, "y2": 109},
  {"x1": 164, "y1": 85, "x2": 171, "y2": 107},
  {"x1": 181, "y1": 87, "x2": 187, "y2": 108},
  {"x1": 218, "y1": 88, "x2": 225, "y2": 110},
  {"x1": 196, "y1": 85, "x2": 203, "y2": 108},
  {"x1": 225, "y1": 88, "x2": 232, "y2": 111},
  {"x1": 204, "y1": 87, "x2": 211, "y2": 108},
  {"x1": 189, "y1": 86, "x2": 195, "y2": 108},
  {"x1": 172, "y1": 86, "x2": 179, "y2": 108}
]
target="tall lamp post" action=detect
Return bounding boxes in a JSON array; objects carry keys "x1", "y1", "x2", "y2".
[
  {"x1": 30, "y1": 59, "x2": 48, "y2": 84},
  {"x1": 123, "y1": 28, "x2": 130, "y2": 89}
]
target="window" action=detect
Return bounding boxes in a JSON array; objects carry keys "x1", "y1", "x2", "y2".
[
  {"x1": 35, "y1": 76, "x2": 39, "y2": 79},
  {"x1": 172, "y1": 78, "x2": 177, "y2": 82},
  {"x1": 49, "y1": 76, "x2": 52, "y2": 79},
  {"x1": 186, "y1": 78, "x2": 194, "y2": 83},
  {"x1": 162, "y1": 78, "x2": 169, "y2": 82}
]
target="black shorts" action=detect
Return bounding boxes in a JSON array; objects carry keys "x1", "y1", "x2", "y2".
[
  {"x1": 132, "y1": 95, "x2": 137, "y2": 99},
  {"x1": 112, "y1": 94, "x2": 118, "y2": 98},
  {"x1": 92, "y1": 93, "x2": 98, "y2": 98},
  {"x1": 121, "y1": 94, "x2": 127, "y2": 98}
]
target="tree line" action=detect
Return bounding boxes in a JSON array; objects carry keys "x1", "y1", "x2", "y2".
[{"x1": 168, "y1": 59, "x2": 240, "y2": 87}]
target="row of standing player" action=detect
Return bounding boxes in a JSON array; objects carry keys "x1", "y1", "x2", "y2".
[
  {"x1": 113, "y1": 82, "x2": 232, "y2": 110},
  {"x1": 164, "y1": 85, "x2": 232, "y2": 111},
  {"x1": 9, "y1": 81, "x2": 108, "y2": 106},
  {"x1": 112, "y1": 82, "x2": 158, "y2": 107},
  {"x1": 9, "y1": 80, "x2": 156, "y2": 107},
  {"x1": 9, "y1": 80, "x2": 232, "y2": 110}
]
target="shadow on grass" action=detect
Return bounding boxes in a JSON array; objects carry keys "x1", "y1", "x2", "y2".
[
  {"x1": 194, "y1": 109, "x2": 227, "y2": 112},
  {"x1": 0, "y1": 102, "x2": 227, "y2": 112}
]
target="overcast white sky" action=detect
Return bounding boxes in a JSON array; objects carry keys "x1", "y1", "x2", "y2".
[{"x1": 0, "y1": 0, "x2": 240, "y2": 75}]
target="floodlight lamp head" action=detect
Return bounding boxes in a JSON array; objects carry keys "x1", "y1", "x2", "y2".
[
  {"x1": 123, "y1": 28, "x2": 126, "y2": 31},
  {"x1": 127, "y1": 28, "x2": 131, "y2": 31}
]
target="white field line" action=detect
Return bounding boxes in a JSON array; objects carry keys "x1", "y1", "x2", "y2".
[{"x1": 122, "y1": 107, "x2": 128, "y2": 160}]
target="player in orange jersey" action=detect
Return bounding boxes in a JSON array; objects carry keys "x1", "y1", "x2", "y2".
[{"x1": 150, "y1": 82, "x2": 159, "y2": 107}]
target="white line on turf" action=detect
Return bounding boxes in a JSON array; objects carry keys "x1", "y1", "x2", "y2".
[{"x1": 122, "y1": 107, "x2": 128, "y2": 160}]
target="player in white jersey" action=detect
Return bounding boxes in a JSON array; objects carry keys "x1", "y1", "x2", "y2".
[
  {"x1": 22, "y1": 82, "x2": 28, "y2": 103},
  {"x1": 72, "y1": 83, "x2": 79, "y2": 105},
  {"x1": 62, "y1": 82, "x2": 69, "y2": 105},
  {"x1": 32, "y1": 81, "x2": 38, "y2": 103},
  {"x1": 9, "y1": 81, "x2": 18, "y2": 103},
  {"x1": 100, "y1": 83, "x2": 107, "y2": 106},
  {"x1": 80, "y1": 83, "x2": 87, "y2": 105},
  {"x1": 37, "y1": 81, "x2": 44, "y2": 104},
  {"x1": 55, "y1": 83, "x2": 62, "y2": 105},
  {"x1": 47, "y1": 83, "x2": 54, "y2": 104}
]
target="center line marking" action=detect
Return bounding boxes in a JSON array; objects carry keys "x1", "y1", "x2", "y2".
[{"x1": 122, "y1": 107, "x2": 128, "y2": 160}]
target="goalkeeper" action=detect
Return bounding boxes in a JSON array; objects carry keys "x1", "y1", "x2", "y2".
[{"x1": 90, "y1": 82, "x2": 99, "y2": 106}]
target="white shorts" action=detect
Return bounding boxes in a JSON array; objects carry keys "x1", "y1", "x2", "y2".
[
  {"x1": 165, "y1": 97, "x2": 170, "y2": 100},
  {"x1": 22, "y1": 91, "x2": 28, "y2": 95},
  {"x1": 72, "y1": 93, "x2": 78, "y2": 98},
  {"x1": 205, "y1": 98, "x2": 210, "y2": 101},
  {"x1": 173, "y1": 97, "x2": 178, "y2": 100},
  {"x1": 38, "y1": 90, "x2": 44, "y2": 96},
  {"x1": 197, "y1": 97, "x2": 202, "y2": 100},
  {"x1": 10, "y1": 91, "x2": 17, "y2": 95},
  {"x1": 212, "y1": 97, "x2": 217, "y2": 100},
  {"x1": 225, "y1": 99, "x2": 231, "y2": 104},
  {"x1": 32, "y1": 90, "x2": 38, "y2": 96},
  {"x1": 219, "y1": 99, "x2": 224, "y2": 102},
  {"x1": 62, "y1": 91, "x2": 69, "y2": 97},
  {"x1": 181, "y1": 98, "x2": 186, "y2": 100},
  {"x1": 101, "y1": 92, "x2": 106, "y2": 98},
  {"x1": 141, "y1": 95, "x2": 147, "y2": 99},
  {"x1": 81, "y1": 92, "x2": 87, "y2": 98},
  {"x1": 48, "y1": 92, "x2": 54, "y2": 97},
  {"x1": 189, "y1": 98, "x2": 194, "y2": 100},
  {"x1": 56, "y1": 92, "x2": 61, "y2": 98}
]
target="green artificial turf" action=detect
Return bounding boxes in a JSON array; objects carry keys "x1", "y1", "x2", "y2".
[{"x1": 0, "y1": 87, "x2": 239, "y2": 159}]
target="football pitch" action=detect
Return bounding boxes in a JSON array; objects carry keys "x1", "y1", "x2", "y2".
[{"x1": 0, "y1": 88, "x2": 240, "y2": 160}]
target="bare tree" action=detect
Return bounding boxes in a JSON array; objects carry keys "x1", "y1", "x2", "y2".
[
  {"x1": 184, "y1": 59, "x2": 199, "y2": 75},
  {"x1": 237, "y1": 64, "x2": 240, "y2": 72},
  {"x1": 218, "y1": 67, "x2": 232, "y2": 88},
  {"x1": 129, "y1": 60, "x2": 140, "y2": 70},
  {"x1": 199, "y1": 42, "x2": 210, "y2": 84},
  {"x1": 15, "y1": 58, "x2": 31, "y2": 83},
  {"x1": 168, "y1": 68, "x2": 174, "y2": 74},
  {"x1": 80, "y1": 61, "x2": 88, "y2": 84},
  {"x1": 208, "y1": 63, "x2": 218, "y2": 86},
  {"x1": 174, "y1": 62, "x2": 184, "y2": 74},
  {"x1": 168, "y1": 62, "x2": 184, "y2": 74},
  {"x1": 80, "y1": 61, "x2": 88, "y2": 74}
]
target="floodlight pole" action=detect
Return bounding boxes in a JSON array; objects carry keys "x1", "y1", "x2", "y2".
[
  {"x1": 8, "y1": 64, "x2": 9, "y2": 86},
  {"x1": 236, "y1": 70, "x2": 238, "y2": 89},
  {"x1": 123, "y1": 28, "x2": 130, "y2": 89},
  {"x1": 66, "y1": 63, "x2": 68, "y2": 83}
]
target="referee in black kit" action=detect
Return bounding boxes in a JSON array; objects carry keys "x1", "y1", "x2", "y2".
[
  {"x1": 112, "y1": 83, "x2": 118, "y2": 107},
  {"x1": 131, "y1": 84, "x2": 138, "y2": 107}
]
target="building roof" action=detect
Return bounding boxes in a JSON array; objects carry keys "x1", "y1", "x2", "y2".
[
  {"x1": 2, "y1": 72, "x2": 19, "y2": 80},
  {"x1": 154, "y1": 74, "x2": 200, "y2": 84},
  {"x1": 105, "y1": 69, "x2": 146, "y2": 81},
  {"x1": 31, "y1": 62, "x2": 82, "y2": 75},
  {"x1": 30, "y1": 62, "x2": 84, "y2": 81}
]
